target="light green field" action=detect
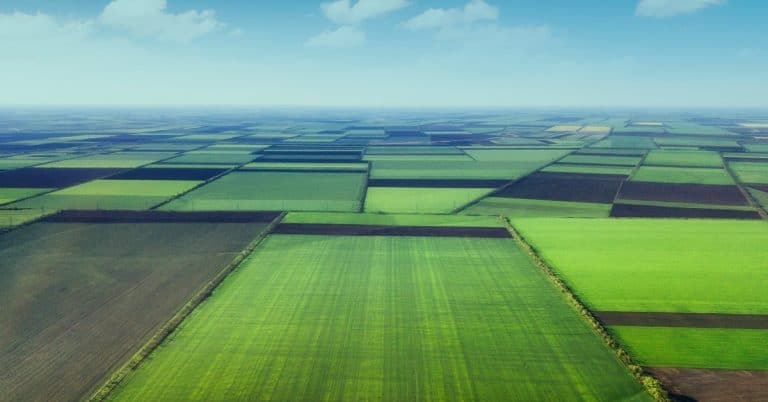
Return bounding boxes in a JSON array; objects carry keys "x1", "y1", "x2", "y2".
[
  {"x1": 611, "y1": 327, "x2": 768, "y2": 369},
  {"x1": 729, "y1": 161, "x2": 768, "y2": 183},
  {"x1": 643, "y1": 150, "x2": 723, "y2": 168},
  {"x1": 462, "y1": 148, "x2": 568, "y2": 163},
  {"x1": 162, "y1": 171, "x2": 366, "y2": 212},
  {"x1": 364, "y1": 187, "x2": 493, "y2": 214},
  {"x1": 541, "y1": 163, "x2": 633, "y2": 176},
  {"x1": 558, "y1": 155, "x2": 642, "y2": 166},
  {"x1": 631, "y1": 166, "x2": 734, "y2": 185},
  {"x1": 512, "y1": 218, "x2": 768, "y2": 314},
  {"x1": 0, "y1": 155, "x2": 63, "y2": 169},
  {"x1": 11, "y1": 180, "x2": 199, "y2": 210},
  {"x1": 664, "y1": 123, "x2": 734, "y2": 136},
  {"x1": 162, "y1": 152, "x2": 257, "y2": 165},
  {"x1": 748, "y1": 187, "x2": 768, "y2": 209},
  {"x1": 745, "y1": 144, "x2": 768, "y2": 153},
  {"x1": 654, "y1": 137, "x2": 740, "y2": 148},
  {"x1": 591, "y1": 136, "x2": 657, "y2": 149},
  {"x1": 463, "y1": 197, "x2": 613, "y2": 218},
  {"x1": 41, "y1": 152, "x2": 178, "y2": 168},
  {"x1": 363, "y1": 154, "x2": 473, "y2": 162},
  {"x1": 241, "y1": 162, "x2": 369, "y2": 172},
  {"x1": 107, "y1": 235, "x2": 649, "y2": 402},
  {"x1": 366, "y1": 146, "x2": 464, "y2": 155},
  {"x1": 0, "y1": 188, "x2": 52, "y2": 205},
  {"x1": 0, "y1": 209, "x2": 53, "y2": 228}
]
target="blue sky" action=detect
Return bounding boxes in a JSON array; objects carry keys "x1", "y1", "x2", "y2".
[{"x1": 0, "y1": 0, "x2": 766, "y2": 107}]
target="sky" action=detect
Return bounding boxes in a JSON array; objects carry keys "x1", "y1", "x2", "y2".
[{"x1": 0, "y1": 0, "x2": 766, "y2": 108}]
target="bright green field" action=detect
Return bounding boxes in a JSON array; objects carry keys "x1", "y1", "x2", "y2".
[
  {"x1": 162, "y1": 171, "x2": 366, "y2": 212},
  {"x1": 511, "y1": 218, "x2": 768, "y2": 314},
  {"x1": 558, "y1": 155, "x2": 642, "y2": 166},
  {"x1": 0, "y1": 188, "x2": 52, "y2": 205},
  {"x1": 631, "y1": 166, "x2": 734, "y2": 185},
  {"x1": 730, "y1": 161, "x2": 768, "y2": 184},
  {"x1": 643, "y1": 150, "x2": 723, "y2": 168},
  {"x1": 107, "y1": 235, "x2": 649, "y2": 402},
  {"x1": 611, "y1": 326, "x2": 768, "y2": 369},
  {"x1": 541, "y1": 163, "x2": 634, "y2": 176},
  {"x1": 463, "y1": 197, "x2": 612, "y2": 218},
  {"x1": 0, "y1": 209, "x2": 53, "y2": 228},
  {"x1": 364, "y1": 187, "x2": 493, "y2": 214},
  {"x1": 283, "y1": 212, "x2": 503, "y2": 227},
  {"x1": 11, "y1": 180, "x2": 199, "y2": 210}
]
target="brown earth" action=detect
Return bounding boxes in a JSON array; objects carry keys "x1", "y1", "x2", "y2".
[
  {"x1": 648, "y1": 367, "x2": 768, "y2": 402},
  {"x1": 368, "y1": 178, "x2": 509, "y2": 188},
  {"x1": 43, "y1": 209, "x2": 281, "y2": 223},
  {"x1": 595, "y1": 311, "x2": 768, "y2": 329},
  {"x1": 610, "y1": 203, "x2": 761, "y2": 219},
  {"x1": 106, "y1": 167, "x2": 227, "y2": 181},
  {"x1": 494, "y1": 172, "x2": 627, "y2": 203},
  {"x1": 0, "y1": 221, "x2": 269, "y2": 402},
  {"x1": 0, "y1": 167, "x2": 127, "y2": 188},
  {"x1": 618, "y1": 182, "x2": 750, "y2": 206},
  {"x1": 273, "y1": 223, "x2": 511, "y2": 238}
]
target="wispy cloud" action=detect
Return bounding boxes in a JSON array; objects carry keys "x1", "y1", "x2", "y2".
[
  {"x1": 403, "y1": 0, "x2": 498, "y2": 31},
  {"x1": 100, "y1": 0, "x2": 223, "y2": 41},
  {"x1": 321, "y1": 0, "x2": 408, "y2": 25},
  {"x1": 636, "y1": 0, "x2": 727, "y2": 18},
  {"x1": 0, "y1": 11, "x2": 92, "y2": 39},
  {"x1": 306, "y1": 25, "x2": 366, "y2": 48}
]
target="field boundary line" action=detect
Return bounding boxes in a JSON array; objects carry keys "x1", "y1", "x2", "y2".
[
  {"x1": 503, "y1": 217, "x2": 669, "y2": 402},
  {"x1": 87, "y1": 212, "x2": 287, "y2": 402},
  {"x1": 722, "y1": 156, "x2": 768, "y2": 219},
  {"x1": 451, "y1": 148, "x2": 579, "y2": 214}
]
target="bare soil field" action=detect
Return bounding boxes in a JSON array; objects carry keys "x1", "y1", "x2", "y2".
[
  {"x1": 494, "y1": 172, "x2": 627, "y2": 203},
  {"x1": 610, "y1": 203, "x2": 761, "y2": 219},
  {"x1": 107, "y1": 167, "x2": 227, "y2": 181},
  {"x1": 595, "y1": 311, "x2": 768, "y2": 329},
  {"x1": 0, "y1": 167, "x2": 127, "y2": 188},
  {"x1": 618, "y1": 182, "x2": 750, "y2": 206},
  {"x1": 649, "y1": 368, "x2": 768, "y2": 402},
  {"x1": 0, "y1": 220, "x2": 269, "y2": 402},
  {"x1": 367, "y1": 178, "x2": 510, "y2": 188}
]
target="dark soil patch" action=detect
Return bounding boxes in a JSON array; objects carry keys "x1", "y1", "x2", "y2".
[
  {"x1": 748, "y1": 184, "x2": 768, "y2": 192},
  {"x1": 368, "y1": 179, "x2": 508, "y2": 188},
  {"x1": 273, "y1": 223, "x2": 511, "y2": 238},
  {"x1": 0, "y1": 221, "x2": 269, "y2": 402},
  {"x1": 258, "y1": 154, "x2": 362, "y2": 162},
  {"x1": 386, "y1": 130, "x2": 426, "y2": 137},
  {"x1": 43, "y1": 210, "x2": 281, "y2": 223},
  {"x1": 494, "y1": 172, "x2": 627, "y2": 203},
  {"x1": 107, "y1": 167, "x2": 227, "y2": 181},
  {"x1": 0, "y1": 168, "x2": 127, "y2": 188},
  {"x1": 610, "y1": 203, "x2": 761, "y2": 219},
  {"x1": 648, "y1": 368, "x2": 768, "y2": 402},
  {"x1": 596, "y1": 311, "x2": 768, "y2": 329},
  {"x1": 618, "y1": 182, "x2": 750, "y2": 206}
]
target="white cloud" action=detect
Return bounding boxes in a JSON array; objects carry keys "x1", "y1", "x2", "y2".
[
  {"x1": 100, "y1": 0, "x2": 223, "y2": 41},
  {"x1": 636, "y1": 0, "x2": 727, "y2": 18},
  {"x1": 321, "y1": 0, "x2": 408, "y2": 25},
  {"x1": 403, "y1": 0, "x2": 498, "y2": 30},
  {"x1": 306, "y1": 25, "x2": 366, "y2": 48},
  {"x1": 0, "y1": 11, "x2": 92, "y2": 39}
]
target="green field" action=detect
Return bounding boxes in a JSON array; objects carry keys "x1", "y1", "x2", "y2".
[
  {"x1": 162, "y1": 171, "x2": 366, "y2": 211},
  {"x1": 364, "y1": 187, "x2": 493, "y2": 213},
  {"x1": 541, "y1": 163, "x2": 634, "y2": 176},
  {"x1": 463, "y1": 197, "x2": 613, "y2": 217},
  {"x1": 730, "y1": 161, "x2": 768, "y2": 183},
  {"x1": 512, "y1": 218, "x2": 768, "y2": 314},
  {"x1": 108, "y1": 234, "x2": 649, "y2": 401},
  {"x1": 643, "y1": 150, "x2": 723, "y2": 168},
  {"x1": 749, "y1": 187, "x2": 768, "y2": 209},
  {"x1": 631, "y1": 166, "x2": 734, "y2": 185},
  {"x1": 284, "y1": 212, "x2": 504, "y2": 227},
  {"x1": 11, "y1": 180, "x2": 199, "y2": 210},
  {"x1": 591, "y1": 136, "x2": 657, "y2": 149},
  {"x1": 558, "y1": 154, "x2": 642, "y2": 166},
  {"x1": 241, "y1": 162, "x2": 368, "y2": 172},
  {"x1": 0, "y1": 209, "x2": 53, "y2": 228},
  {"x1": 0, "y1": 188, "x2": 51, "y2": 205},
  {"x1": 611, "y1": 327, "x2": 768, "y2": 369},
  {"x1": 41, "y1": 152, "x2": 178, "y2": 168},
  {"x1": 162, "y1": 151, "x2": 257, "y2": 165}
]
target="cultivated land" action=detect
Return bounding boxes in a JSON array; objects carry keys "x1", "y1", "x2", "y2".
[
  {"x1": 3, "y1": 110, "x2": 768, "y2": 401},
  {"x1": 0, "y1": 218, "x2": 272, "y2": 402},
  {"x1": 108, "y1": 233, "x2": 650, "y2": 401}
]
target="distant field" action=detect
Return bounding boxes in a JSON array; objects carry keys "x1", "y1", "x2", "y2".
[
  {"x1": 0, "y1": 220, "x2": 270, "y2": 402},
  {"x1": 364, "y1": 187, "x2": 492, "y2": 213},
  {"x1": 643, "y1": 150, "x2": 723, "y2": 168},
  {"x1": 729, "y1": 161, "x2": 768, "y2": 183},
  {"x1": 463, "y1": 197, "x2": 612, "y2": 218},
  {"x1": 41, "y1": 152, "x2": 178, "y2": 168},
  {"x1": 541, "y1": 163, "x2": 634, "y2": 176},
  {"x1": 0, "y1": 209, "x2": 52, "y2": 228},
  {"x1": 283, "y1": 212, "x2": 504, "y2": 227},
  {"x1": 591, "y1": 136, "x2": 657, "y2": 149},
  {"x1": 559, "y1": 154, "x2": 642, "y2": 166},
  {"x1": 0, "y1": 187, "x2": 51, "y2": 204},
  {"x1": 107, "y1": 234, "x2": 649, "y2": 401},
  {"x1": 631, "y1": 166, "x2": 734, "y2": 185},
  {"x1": 162, "y1": 171, "x2": 366, "y2": 212}
]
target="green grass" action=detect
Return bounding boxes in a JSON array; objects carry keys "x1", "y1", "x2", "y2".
[
  {"x1": 730, "y1": 161, "x2": 768, "y2": 184},
  {"x1": 11, "y1": 180, "x2": 200, "y2": 210},
  {"x1": 0, "y1": 188, "x2": 52, "y2": 205},
  {"x1": 41, "y1": 152, "x2": 178, "y2": 168},
  {"x1": 283, "y1": 212, "x2": 503, "y2": 227},
  {"x1": 591, "y1": 136, "x2": 657, "y2": 149},
  {"x1": 643, "y1": 150, "x2": 723, "y2": 168},
  {"x1": 107, "y1": 235, "x2": 650, "y2": 402},
  {"x1": 162, "y1": 171, "x2": 366, "y2": 212},
  {"x1": 611, "y1": 326, "x2": 768, "y2": 369},
  {"x1": 511, "y1": 218, "x2": 768, "y2": 314},
  {"x1": 558, "y1": 155, "x2": 642, "y2": 166},
  {"x1": 631, "y1": 166, "x2": 734, "y2": 185},
  {"x1": 364, "y1": 187, "x2": 493, "y2": 214},
  {"x1": 462, "y1": 198, "x2": 613, "y2": 218},
  {"x1": 541, "y1": 164, "x2": 633, "y2": 176}
]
